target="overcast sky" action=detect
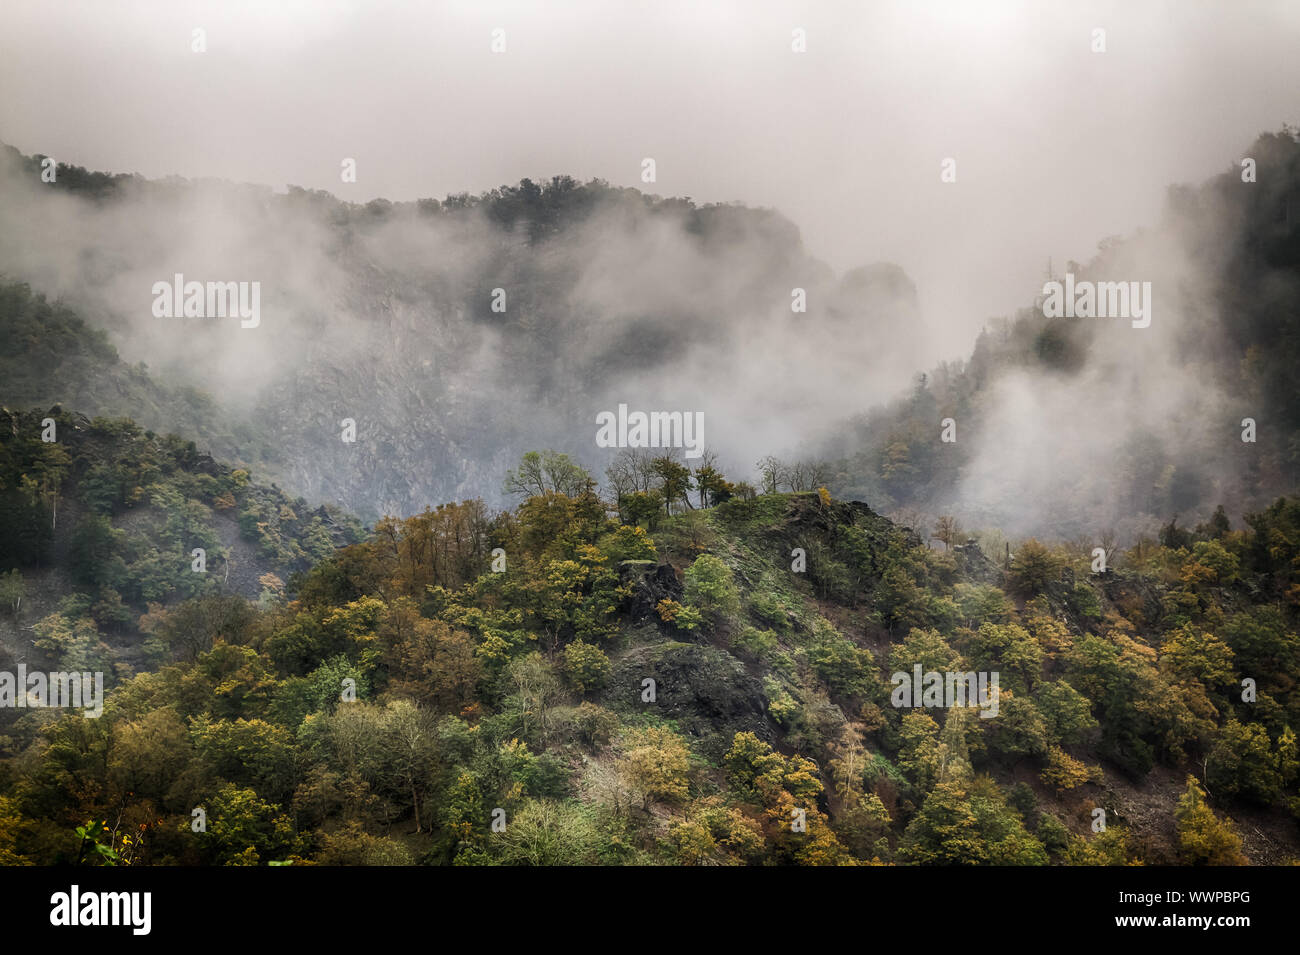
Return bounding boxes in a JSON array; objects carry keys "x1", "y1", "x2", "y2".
[{"x1": 3, "y1": 0, "x2": 1298, "y2": 363}]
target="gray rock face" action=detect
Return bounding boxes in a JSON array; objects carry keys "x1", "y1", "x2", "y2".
[{"x1": 603, "y1": 640, "x2": 772, "y2": 761}]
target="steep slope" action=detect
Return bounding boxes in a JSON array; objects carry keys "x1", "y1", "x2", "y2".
[
  {"x1": 3, "y1": 472, "x2": 1295, "y2": 865},
  {"x1": 0, "y1": 143, "x2": 924, "y2": 521},
  {"x1": 0, "y1": 282, "x2": 276, "y2": 471},
  {"x1": 0, "y1": 405, "x2": 363, "y2": 681},
  {"x1": 827, "y1": 128, "x2": 1300, "y2": 541}
]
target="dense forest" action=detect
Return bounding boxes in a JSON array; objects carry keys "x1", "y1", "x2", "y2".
[{"x1": 1, "y1": 408, "x2": 1298, "y2": 864}]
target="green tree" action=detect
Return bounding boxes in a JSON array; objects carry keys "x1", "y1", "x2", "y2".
[
  {"x1": 1206, "y1": 720, "x2": 1283, "y2": 804},
  {"x1": 966, "y1": 621, "x2": 1044, "y2": 694},
  {"x1": 899, "y1": 777, "x2": 1048, "y2": 865},
  {"x1": 1007, "y1": 539, "x2": 1063, "y2": 597},
  {"x1": 504, "y1": 450, "x2": 592, "y2": 499},
  {"x1": 67, "y1": 513, "x2": 127, "y2": 590},
  {"x1": 683, "y1": 553, "x2": 740, "y2": 627},
  {"x1": 653, "y1": 456, "x2": 694, "y2": 515},
  {"x1": 897, "y1": 711, "x2": 942, "y2": 791},
  {"x1": 491, "y1": 799, "x2": 600, "y2": 865},
  {"x1": 507, "y1": 652, "x2": 564, "y2": 743},
  {"x1": 195, "y1": 783, "x2": 301, "y2": 865},
  {"x1": 887, "y1": 627, "x2": 961, "y2": 675},
  {"x1": 985, "y1": 694, "x2": 1049, "y2": 759},
  {"x1": 619, "y1": 489, "x2": 665, "y2": 529},
  {"x1": 378, "y1": 699, "x2": 438, "y2": 832},
  {"x1": 693, "y1": 458, "x2": 733, "y2": 508},
  {"x1": 0, "y1": 569, "x2": 25, "y2": 616},
  {"x1": 107, "y1": 708, "x2": 195, "y2": 809},
  {"x1": 191, "y1": 717, "x2": 298, "y2": 803},
  {"x1": 1032, "y1": 680, "x2": 1098, "y2": 745}
]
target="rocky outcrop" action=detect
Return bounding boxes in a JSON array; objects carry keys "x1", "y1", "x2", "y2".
[{"x1": 619, "y1": 560, "x2": 682, "y2": 624}]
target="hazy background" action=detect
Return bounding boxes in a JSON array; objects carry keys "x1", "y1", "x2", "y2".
[
  {"x1": 1, "y1": 1, "x2": 1297, "y2": 536},
  {"x1": 4, "y1": 0, "x2": 1298, "y2": 365}
]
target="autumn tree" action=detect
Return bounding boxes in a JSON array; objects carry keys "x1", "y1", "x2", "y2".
[
  {"x1": 933, "y1": 515, "x2": 963, "y2": 551},
  {"x1": 386, "y1": 609, "x2": 483, "y2": 713},
  {"x1": 1174, "y1": 776, "x2": 1248, "y2": 865},
  {"x1": 561, "y1": 641, "x2": 611, "y2": 694},
  {"x1": 668, "y1": 801, "x2": 765, "y2": 865},
  {"x1": 618, "y1": 726, "x2": 691, "y2": 808},
  {"x1": 372, "y1": 499, "x2": 490, "y2": 596},
  {"x1": 0, "y1": 796, "x2": 31, "y2": 865},
  {"x1": 1160, "y1": 626, "x2": 1236, "y2": 689}
]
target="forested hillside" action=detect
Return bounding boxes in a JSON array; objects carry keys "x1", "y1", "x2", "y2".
[
  {"x1": 2, "y1": 424, "x2": 1297, "y2": 865},
  {"x1": 0, "y1": 282, "x2": 278, "y2": 472},
  {"x1": 0, "y1": 406, "x2": 362, "y2": 682}
]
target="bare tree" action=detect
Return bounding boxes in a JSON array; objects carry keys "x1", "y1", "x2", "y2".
[
  {"x1": 756, "y1": 455, "x2": 784, "y2": 494},
  {"x1": 933, "y1": 515, "x2": 962, "y2": 551},
  {"x1": 1098, "y1": 528, "x2": 1118, "y2": 569},
  {"x1": 785, "y1": 458, "x2": 830, "y2": 492},
  {"x1": 605, "y1": 447, "x2": 658, "y2": 498}
]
